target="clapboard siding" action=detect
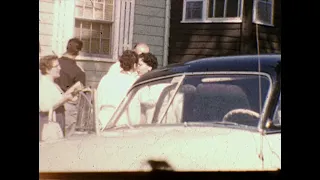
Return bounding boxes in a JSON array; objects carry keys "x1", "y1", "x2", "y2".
[
  {"x1": 132, "y1": 0, "x2": 166, "y2": 67},
  {"x1": 76, "y1": 61, "x2": 113, "y2": 89},
  {"x1": 168, "y1": 0, "x2": 281, "y2": 64},
  {"x1": 135, "y1": 4, "x2": 165, "y2": 17},
  {"x1": 133, "y1": 24, "x2": 165, "y2": 37},
  {"x1": 39, "y1": 0, "x2": 55, "y2": 56},
  {"x1": 135, "y1": 0, "x2": 165, "y2": 8},
  {"x1": 169, "y1": 0, "x2": 242, "y2": 63}
]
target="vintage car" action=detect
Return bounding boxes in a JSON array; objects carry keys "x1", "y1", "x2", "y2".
[{"x1": 39, "y1": 54, "x2": 281, "y2": 172}]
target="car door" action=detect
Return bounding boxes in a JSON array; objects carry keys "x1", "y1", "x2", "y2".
[{"x1": 264, "y1": 93, "x2": 281, "y2": 170}]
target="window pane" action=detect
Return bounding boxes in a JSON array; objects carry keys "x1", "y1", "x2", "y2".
[
  {"x1": 113, "y1": 77, "x2": 180, "y2": 126},
  {"x1": 101, "y1": 23, "x2": 111, "y2": 39},
  {"x1": 256, "y1": 1, "x2": 272, "y2": 24},
  {"x1": 214, "y1": 0, "x2": 224, "y2": 17},
  {"x1": 112, "y1": 74, "x2": 270, "y2": 127},
  {"x1": 84, "y1": 6, "x2": 93, "y2": 19},
  {"x1": 75, "y1": 0, "x2": 84, "y2": 17},
  {"x1": 81, "y1": 21, "x2": 91, "y2": 39},
  {"x1": 74, "y1": 1, "x2": 113, "y2": 55},
  {"x1": 94, "y1": 3, "x2": 104, "y2": 20},
  {"x1": 101, "y1": 39, "x2": 110, "y2": 54},
  {"x1": 208, "y1": 0, "x2": 214, "y2": 18},
  {"x1": 186, "y1": 1, "x2": 203, "y2": 20},
  {"x1": 74, "y1": 21, "x2": 81, "y2": 37},
  {"x1": 226, "y1": 0, "x2": 239, "y2": 17},
  {"x1": 91, "y1": 23, "x2": 101, "y2": 54},
  {"x1": 81, "y1": 39, "x2": 90, "y2": 53},
  {"x1": 91, "y1": 38, "x2": 100, "y2": 54},
  {"x1": 74, "y1": 19, "x2": 111, "y2": 55},
  {"x1": 105, "y1": 4, "x2": 113, "y2": 21},
  {"x1": 273, "y1": 94, "x2": 281, "y2": 125},
  {"x1": 75, "y1": 0, "x2": 113, "y2": 21},
  {"x1": 91, "y1": 23, "x2": 101, "y2": 38}
]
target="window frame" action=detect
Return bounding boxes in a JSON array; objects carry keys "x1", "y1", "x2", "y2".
[
  {"x1": 181, "y1": 0, "x2": 244, "y2": 23},
  {"x1": 252, "y1": 0, "x2": 275, "y2": 27},
  {"x1": 73, "y1": 0, "x2": 118, "y2": 62}
]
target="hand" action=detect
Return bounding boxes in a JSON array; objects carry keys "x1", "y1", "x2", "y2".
[
  {"x1": 65, "y1": 81, "x2": 84, "y2": 95},
  {"x1": 70, "y1": 95, "x2": 78, "y2": 102},
  {"x1": 64, "y1": 93, "x2": 74, "y2": 101}
]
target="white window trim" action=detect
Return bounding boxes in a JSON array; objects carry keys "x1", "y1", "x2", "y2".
[
  {"x1": 53, "y1": 0, "x2": 124, "y2": 62},
  {"x1": 252, "y1": 0, "x2": 275, "y2": 27},
  {"x1": 74, "y1": 0, "x2": 118, "y2": 62},
  {"x1": 75, "y1": 54, "x2": 116, "y2": 63},
  {"x1": 181, "y1": 0, "x2": 244, "y2": 23}
]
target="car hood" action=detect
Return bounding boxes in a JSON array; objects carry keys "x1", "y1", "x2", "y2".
[{"x1": 39, "y1": 126, "x2": 281, "y2": 172}]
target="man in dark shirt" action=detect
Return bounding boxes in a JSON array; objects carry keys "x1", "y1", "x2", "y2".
[
  {"x1": 55, "y1": 38, "x2": 86, "y2": 134},
  {"x1": 55, "y1": 38, "x2": 86, "y2": 91}
]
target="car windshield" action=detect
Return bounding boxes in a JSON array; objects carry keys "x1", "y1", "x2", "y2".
[{"x1": 106, "y1": 73, "x2": 271, "y2": 129}]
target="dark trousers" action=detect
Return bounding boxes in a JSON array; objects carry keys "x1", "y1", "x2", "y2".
[{"x1": 39, "y1": 111, "x2": 65, "y2": 141}]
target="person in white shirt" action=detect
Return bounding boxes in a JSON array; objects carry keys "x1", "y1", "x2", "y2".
[
  {"x1": 97, "y1": 50, "x2": 139, "y2": 129},
  {"x1": 132, "y1": 53, "x2": 161, "y2": 124},
  {"x1": 107, "y1": 43, "x2": 150, "y2": 75},
  {"x1": 39, "y1": 55, "x2": 74, "y2": 141}
]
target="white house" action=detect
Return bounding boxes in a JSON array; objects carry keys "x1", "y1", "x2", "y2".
[{"x1": 39, "y1": 0, "x2": 170, "y2": 88}]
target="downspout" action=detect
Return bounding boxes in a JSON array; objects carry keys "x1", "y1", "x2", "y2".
[{"x1": 163, "y1": 0, "x2": 171, "y2": 67}]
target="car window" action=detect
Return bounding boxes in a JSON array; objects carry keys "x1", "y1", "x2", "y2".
[
  {"x1": 272, "y1": 93, "x2": 281, "y2": 125},
  {"x1": 110, "y1": 73, "x2": 271, "y2": 128},
  {"x1": 159, "y1": 74, "x2": 270, "y2": 126},
  {"x1": 110, "y1": 76, "x2": 184, "y2": 127}
]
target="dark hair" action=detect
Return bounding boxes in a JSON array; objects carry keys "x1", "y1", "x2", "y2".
[
  {"x1": 119, "y1": 50, "x2": 138, "y2": 71},
  {"x1": 66, "y1": 38, "x2": 83, "y2": 55},
  {"x1": 138, "y1": 53, "x2": 158, "y2": 70},
  {"x1": 39, "y1": 55, "x2": 59, "y2": 75}
]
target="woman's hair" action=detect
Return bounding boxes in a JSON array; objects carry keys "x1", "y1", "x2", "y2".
[
  {"x1": 138, "y1": 53, "x2": 158, "y2": 70},
  {"x1": 119, "y1": 50, "x2": 138, "y2": 71},
  {"x1": 39, "y1": 55, "x2": 59, "y2": 75}
]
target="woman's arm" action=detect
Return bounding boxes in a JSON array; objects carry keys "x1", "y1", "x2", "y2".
[
  {"x1": 39, "y1": 92, "x2": 73, "y2": 112},
  {"x1": 51, "y1": 93, "x2": 73, "y2": 110}
]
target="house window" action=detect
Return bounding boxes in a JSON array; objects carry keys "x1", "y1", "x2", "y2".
[
  {"x1": 253, "y1": 0, "x2": 274, "y2": 26},
  {"x1": 182, "y1": 0, "x2": 243, "y2": 23},
  {"x1": 74, "y1": 0, "x2": 114, "y2": 58}
]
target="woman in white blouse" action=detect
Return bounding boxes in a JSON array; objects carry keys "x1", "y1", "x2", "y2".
[
  {"x1": 39, "y1": 55, "x2": 74, "y2": 141},
  {"x1": 97, "y1": 50, "x2": 139, "y2": 129}
]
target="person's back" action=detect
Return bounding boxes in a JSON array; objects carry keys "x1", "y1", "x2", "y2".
[
  {"x1": 97, "y1": 50, "x2": 139, "y2": 129},
  {"x1": 55, "y1": 56, "x2": 86, "y2": 92},
  {"x1": 97, "y1": 72, "x2": 137, "y2": 110}
]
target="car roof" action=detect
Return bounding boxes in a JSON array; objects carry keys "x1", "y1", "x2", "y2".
[{"x1": 134, "y1": 54, "x2": 281, "y2": 85}]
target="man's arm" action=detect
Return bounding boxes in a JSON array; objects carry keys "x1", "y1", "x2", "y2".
[{"x1": 75, "y1": 70, "x2": 86, "y2": 86}]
